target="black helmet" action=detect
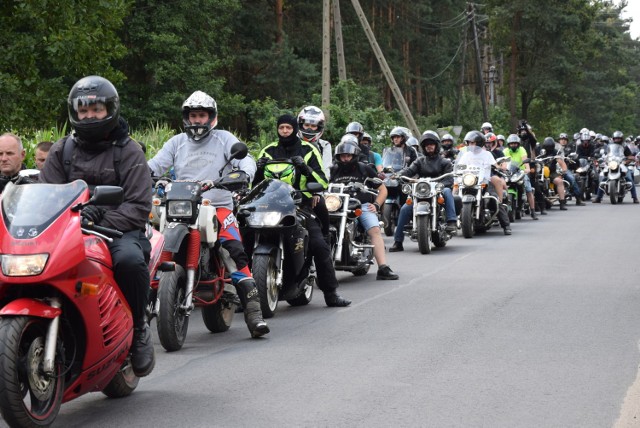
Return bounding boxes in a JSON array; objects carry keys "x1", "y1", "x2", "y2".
[
  {"x1": 612, "y1": 130, "x2": 624, "y2": 143},
  {"x1": 345, "y1": 122, "x2": 365, "y2": 143},
  {"x1": 506, "y1": 134, "x2": 520, "y2": 149},
  {"x1": 182, "y1": 91, "x2": 218, "y2": 141},
  {"x1": 334, "y1": 134, "x2": 361, "y2": 165},
  {"x1": 463, "y1": 130, "x2": 485, "y2": 146},
  {"x1": 419, "y1": 130, "x2": 440, "y2": 155},
  {"x1": 68, "y1": 75, "x2": 120, "y2": 143},
  {"x1": 542, "y1": 137, "x2": 556, "y2": 153}
]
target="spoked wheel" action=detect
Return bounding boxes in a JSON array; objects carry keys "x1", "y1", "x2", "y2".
[
  {"x1": 253, "y1": 254, "x2": 279, "y2": 318},
  {"x1": 0, "y1": 316, "x2": 64, "y2": 428},
  {"x1": 201, "y1": 298, "x2": 235, "y2": 333},
  {"x1": 157, "y1": 264, "x2": 189, "y2": 352},
  {"x1": 416, "y1": 216, "x2": 432, "y2": 254},
  {"x1": 102, "y1": 359, "x2": 139, "y2": 398}
]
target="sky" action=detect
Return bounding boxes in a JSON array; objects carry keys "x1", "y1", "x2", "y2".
[{"x1": 620, "y1": 0, "x2": 640, "y2": 39}]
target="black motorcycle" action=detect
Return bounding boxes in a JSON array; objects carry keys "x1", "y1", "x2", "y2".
[{"x1": 237, "y1": 160, "x2": 324, "y2": 318}]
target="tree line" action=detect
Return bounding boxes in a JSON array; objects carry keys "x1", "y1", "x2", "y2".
[{"x1": 1, "y1": 0, "x2": 638, "y2": 147}]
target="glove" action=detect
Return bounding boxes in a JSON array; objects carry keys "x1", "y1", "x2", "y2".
[
  {"x1": 200, "y1": 179, "x2": 214, "y2": 191},
  {"x1": 81, "y1": 205, "x2": 105, "y2": 224},
  {"x1": 256, "y1": 157, "x2": 268, "y2": 170},
  {"x1": 291, "y1": 156, "x2": 313, "y2": 177}
]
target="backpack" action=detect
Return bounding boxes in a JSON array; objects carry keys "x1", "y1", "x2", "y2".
[{"x1": 62, "y1": 135, "x2": 131, "y2": 184}]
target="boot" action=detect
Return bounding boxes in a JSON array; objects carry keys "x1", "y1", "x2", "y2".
[
  {"x1": 559, "y1": 199, "x2": 568, "y2": 211},
  {"x1": 236, "y1": 279, "x2": 270, "y2": 338},
  {"x1": 575, "y1": 196, "x2": 585, "y2": 206},
  {"x1": 324, "y1": 291, "x2": 351, "y2": 307},
  {"x1": 131, "y1": 322, "x2": 155, "y2": 377},
  {"x1": 389, "y1": 241, "x2": 404, "y2": 252},
  {"x1": 634, "y1": 198, "x2": 639, "y2": 204}
]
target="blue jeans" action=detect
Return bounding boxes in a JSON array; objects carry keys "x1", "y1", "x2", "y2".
[
  {"x1": 393, "y1": 188, "x2": 456, "y2": 243},
  {"x1": 563, "y1": 170, "x2": 581, "y2": 198}
]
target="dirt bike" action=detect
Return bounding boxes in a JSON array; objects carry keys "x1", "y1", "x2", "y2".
[
  {"x1": 237, "y1": 160, "x2": 324, "y2": 318},
  {"x1": 324, "y1": 181, "x2": 377, "y2": 275},
  {"x1": 400, "y1": 172, "x2": 456, "y2": 254},
  {"x1": 0, "y1": 180, "x2": 164, "y2": 428},
  {"x1": 148, "y1": 143, "x2": 250, "y2": 352}
]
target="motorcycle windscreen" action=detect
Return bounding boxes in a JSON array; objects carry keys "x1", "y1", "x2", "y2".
[
  {"x1": 382, "y1": 147, "x2": 405, "y2": 171},
  {"x1": 2, "y1": 180, "x2": 87, "y2": 239},
  {"x1": 240, "y1": 179, "x2": 297, "y2": 227},
  {"x1": 607, "y1": 144, "x2": 625, "y2": 159}
]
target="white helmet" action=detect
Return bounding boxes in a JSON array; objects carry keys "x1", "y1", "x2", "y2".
[
  {"x1": 182, "y1": 91, "x2": 218, "y2": 141},
  {"x1": 481, "y1": 122, "x2": 493, "y2": 133},
  {"x1": 297, "y1": 106, "x2": 326, "y2": 143}
]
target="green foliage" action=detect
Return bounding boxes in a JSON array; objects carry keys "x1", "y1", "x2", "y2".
[
  {"x1": 15, "y1": 124, "x2": 68, "y2": 169},
  {"x1": 130, "y1": 123, "x2": 176, "y2": 160}
]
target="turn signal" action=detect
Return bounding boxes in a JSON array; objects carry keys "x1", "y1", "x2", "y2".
[
  {"x1": 437, "y1": 196, "x2": 445, "y2": 205},
  {"x1": 354, "y1": 208, "x2": 362, "y2": 217},
  {"x1": 202, "y1": 199, "x2": 212, "y2": 206},
  {"x1": 406, "y1": 197, "x2": 413, "y2": 205},
  {"x1": 80, "y1": 282, "x2": 100, "y2": 296}
]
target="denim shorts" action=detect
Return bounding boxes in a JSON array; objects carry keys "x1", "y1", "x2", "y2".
[
  {"x1": 523, "y1": 174, "x2": 533, "y2": 193},
  {"x1": 357, "y1": 203, "x2": 380, "y2": 231}
]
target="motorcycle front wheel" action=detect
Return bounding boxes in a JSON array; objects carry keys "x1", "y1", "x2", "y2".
[
  {"x1": 157, "y1": 264, "x2": 189, "y2": 352},
  {"x1": 416, "y1": 216, "x2": 432, "y2": 254},
  {"x1": 382, "y1": 204, "x2": 395, "y2": 237},
  {"x1": 461, "y1": 204, "x2": 475, "y2": 239},
  {"x1": 253, "y1": 253, "x2": 279, "y2": 318},
  {"x1": 201, "y1": 298, "x2": 235, "y2": 333},
  {"x1": 609, "y1": 180, "x2": 618, "y2": 205},
  {"x1": 0, "y1": 316, "x2": 64, "y2": 428}
]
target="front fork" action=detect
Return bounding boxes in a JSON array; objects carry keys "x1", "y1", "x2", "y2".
[
  {"x1": 43, "y1": 297, "x2": 62, "y2": 376},
  {"x1": 181, "y1": 229, "x2": 201, "y2": 311}
]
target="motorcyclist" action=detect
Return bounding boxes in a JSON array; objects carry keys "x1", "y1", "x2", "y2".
[
  {"x1": 592, "y1": 131, "x2": 639, "y2": 204},
  {"x1": 329, "y1": 135, "x2": 398, "y2": 280},
  {"x1": 555, "y1": 135, "x2": 585, "y2": 206},
  {"x1": 0, "y1": 133, "x2": 27, "y2": 194},
  {"x1": 576, "y1": 130, "x2": 596, "y2": 159},
  {"x1": 496, "y1": 134, "x2": 506, "y2": 148},
  {"x1": 346, "y1": 121, "x2": 376, "y2": 168},
  {"x1": 254, "y1": 114, "x2": 351, "y2": 307},
  {"x1": 389, "y1": 131, "x2": 458, "y2": 252},
  {"x1": 502, "y1": 134, "x2": 538, "y2": 220},
  {"x1": 389, "y1": 126, "x2": 418, "y2": 168},
  {"x1": 148, "y1": 90, "x2": 270, "y2": 338},
  {"x1": 517, "y1": 120, "x2": 537, "y2": 158},
  {"x1": 455, "y1": 130, "x2": 512, "y2": 235},
  {"x1": 361, "y1": 132, "x2": 383, "y2": 173},
  {"x1": 539, "y1": 137, "x2": 569, "y2": 210},
  {"x1": 440, "y1": 133, "x2": 459, "y2": 161},
  {"x1": 39, "y1": 76, "x2": 155, "y2": 377},
  {"x1": 557, "y1": 133, "x2": 576, "y2": 156},
  {"x1": 481, "y1": 122, "x2": 493, "y2": 135},
  {"x1": 298, "y1": 105, "x2": 332, "y2": 178}
]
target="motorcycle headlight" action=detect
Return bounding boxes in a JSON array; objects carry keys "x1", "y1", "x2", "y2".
[
  {"x1": 435, "y1": 182, "x2": 445, "y2": 193},
  {"x1": 415, "y1": 182, "x2": 432, "y2": 198},
  {"x1": 1, "y1": 254, "x2": 49, "y2": 276},
  {"x1": 402, "y1": 183, "x2": 412, "y2": 194},
  {"x1": 462, "y1": 173, "x2": 478, "y2": 187},
  {"x1": 324, "y1": 194, "x2": 342, "y2": 212},
  {"x1": 608, "y1": 160, "x2": 619, "y2": 171},
  {"x1": 249, "y1": 211, "x2": 283, "y2": 226},
  {"x1": 167, "y1": 201, "x2": 193, "y2": 218}
]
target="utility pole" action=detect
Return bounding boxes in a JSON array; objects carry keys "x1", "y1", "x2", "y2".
[
  {"x1": 322, "y1": 0, "x2": 331, "y2": 117},
  {"x1": 454, "y1": 11, "x2": 469, "y2": 124},
  {"x1": 333, "y1": 0, "x2": 347, "y2": 81},
  {"x1": 350, "y1": 0, "x2": 420, "y2": 137},
  {"x1": 469, "y1": 3, "x2": 488, "y2": 122}
]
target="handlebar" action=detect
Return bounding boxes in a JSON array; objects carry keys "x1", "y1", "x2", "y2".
[{"x1": 81, "y1": 218, "x2": 124, "y2": 239}]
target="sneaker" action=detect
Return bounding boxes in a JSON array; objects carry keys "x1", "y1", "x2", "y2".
[
  {"x1": 376, "y1": 265, "x2": 399, "y2": 280},
  {"x1": 389, "y1": 241, "x2": 404, "y2": 252},
  {"x1": 592, "y1": 198, "x2": 601, "y2": 203},
  {"x1": 131, "y1": 324, "x2": 155, "y2": 377},
  {"x1": 503, "y1": 227, "x2": 512, "y2": 236},
  {"x1": 324, "y1": 292, "x2": 351, "y2": 307},
  {"x1": 530, "y1": 211, "x2": 538, "y2": 220}
]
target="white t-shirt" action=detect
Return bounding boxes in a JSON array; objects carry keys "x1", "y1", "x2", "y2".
[{"x1": 455, "y1": 148, "x2": 496, "y2": 182}]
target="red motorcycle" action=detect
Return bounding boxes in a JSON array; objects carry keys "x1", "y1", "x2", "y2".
[{"x1": 0, "y1": 180, "x2": 164, "y2": 428}]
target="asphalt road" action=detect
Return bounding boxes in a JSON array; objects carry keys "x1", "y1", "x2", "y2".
[{"x1": 3, "y1": 198, "x2": 640, "y2": 428}]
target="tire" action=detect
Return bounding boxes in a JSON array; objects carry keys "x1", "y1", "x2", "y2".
[
  {"x1": 416, "y1": 216, "x2": 432, "y2": 254},
  {"x1": 0, "y1": 316, "x2": 64, "y2": 428},
  {"x1": 508, "y1": 195, "x2": 515, "y2": 223},
  {"x1": 382, "y1": 204, "x2": 395, "y2": 236},
  {"x1": 432, "y1": 227, "x2": 447, "y2": 248},
  {"x1": 609, "y1": 180, "x2": 618, "y2": 205},
  {"x1": 157, "y1": 265, "x2": 189, "y2": 352},
  {"x1": 287, "y1": 276, "x2": 314, "y2": 306},
  {"x1": 102, "y1": 360, "x2": 139, "y2": 398},
  {"x1": 201, "y1": 299, "x2": 235, "y2": 333},
  {"x1": 252, "y1": 253, "x2": 279, "y2": 318},
  {"x1": 461, "y1": 204, "x2": 474, "y2": 239}
]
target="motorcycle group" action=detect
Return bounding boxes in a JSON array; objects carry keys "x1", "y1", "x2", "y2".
[{"x1": 0, "y1": 75, "x2": 637, "y2": 427}]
